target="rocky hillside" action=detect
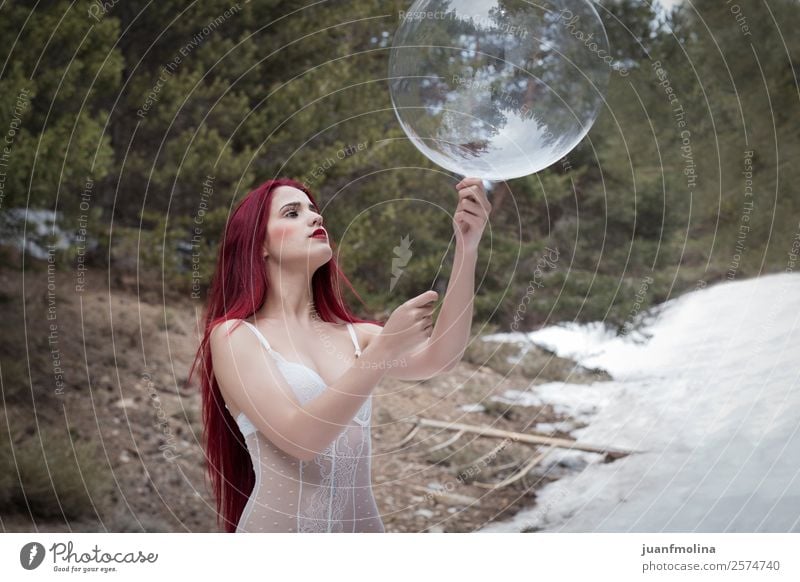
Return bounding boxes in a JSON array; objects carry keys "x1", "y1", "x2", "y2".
[{"x1": 1, "y1": 265, "x2": 611, "y2": 533}]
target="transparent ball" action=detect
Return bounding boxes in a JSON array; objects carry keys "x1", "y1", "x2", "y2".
[{"x1": 389, "y1": 0, "x2": 611, "y2": 180}]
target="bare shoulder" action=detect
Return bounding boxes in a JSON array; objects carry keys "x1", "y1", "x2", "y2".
[
  {"x1": 208, "y1": 319, "x2": 283, "y2": 417},
  {"x1": 210, "y1": 319, "x2": 247, "y2": 346},
  {"x1": 209, "y1": 319, "x2": 260, "y2": 362}
]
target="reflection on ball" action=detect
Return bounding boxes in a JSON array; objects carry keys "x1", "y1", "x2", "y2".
[{"x1": 389, "y1": 0, "x2": 612, "y2": 180}]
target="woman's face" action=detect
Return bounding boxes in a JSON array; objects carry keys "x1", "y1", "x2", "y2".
[{"x1": 263, "y1": 186, "x2": 331, "y2": 269}]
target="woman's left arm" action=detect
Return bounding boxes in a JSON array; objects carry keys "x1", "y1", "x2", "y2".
[{"x1": 383, "y1": 177, "x2": 491, "y2": 380}]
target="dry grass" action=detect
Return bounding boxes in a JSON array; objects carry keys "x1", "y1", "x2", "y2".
[{"x1": 0, "y1": 421, "x2": 112, "y2": 520}]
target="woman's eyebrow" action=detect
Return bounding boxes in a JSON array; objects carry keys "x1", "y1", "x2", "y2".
[{"x1": 279, "y1": 201, "x2": 319, "y2": 212}]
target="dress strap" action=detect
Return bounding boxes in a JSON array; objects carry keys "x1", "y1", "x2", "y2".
[
  {"x1": 240, "y1": 320, "x2": 274, "y2": 353},
  {"x1": 346, "y1": 323, "x2": 362, "y2": 358}
]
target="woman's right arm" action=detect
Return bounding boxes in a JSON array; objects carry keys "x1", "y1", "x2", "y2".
[{"x1": 209, "y1": 291, "x2": 436, "y2": 461}]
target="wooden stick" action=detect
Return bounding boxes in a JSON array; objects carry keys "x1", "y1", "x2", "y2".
[
  {"x1": 401, "y1": 416, "x2": 637, "y2": 458},
  {"x1": 391, "y1": 422, "x2": 421, "y2": 449},
  {"x1": 474, "y1": 445, "x2": 556, "y2": 490},
  {"x1": 426, "y1": 429, "x2": 465, "y2": 453},
  {"x1": 408, "y1": 485, "x2": 478, "y2": 506}
]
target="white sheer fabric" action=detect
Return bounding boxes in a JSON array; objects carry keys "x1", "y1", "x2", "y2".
[{"x1": 224, "y1": 320, "x2": 384, "y2": 533}]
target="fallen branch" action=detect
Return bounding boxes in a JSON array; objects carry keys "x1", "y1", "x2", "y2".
[
  {"x1": 385, "y1": 416, "x2": 638, "y2": 459},
  {"x1": 379, "y1": 416, "x2": 637, "y2": 491},
  {"x1": 474, "y1": 445, "x2": 556, "y2": 490},
  {"x1": 409, "y1": 485, "x2": 478, "y2": 506}
]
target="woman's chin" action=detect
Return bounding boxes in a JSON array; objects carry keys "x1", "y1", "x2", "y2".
[{"x1": 309, "y1": 247, "x2": 333, "y2": 267}]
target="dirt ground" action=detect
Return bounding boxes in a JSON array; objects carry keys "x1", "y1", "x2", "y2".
[{"x1": 0, "y1": 265, "x2": 614, "y2": 533}]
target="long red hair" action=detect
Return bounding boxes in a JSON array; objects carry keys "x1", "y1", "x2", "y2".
[{"x1": 186, "y1": 177, "x2": 383, "y2": 532}]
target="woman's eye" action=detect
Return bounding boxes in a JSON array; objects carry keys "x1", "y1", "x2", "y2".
[{"x1": 285, "y1": 208, "x2": 319, "y2": 218}]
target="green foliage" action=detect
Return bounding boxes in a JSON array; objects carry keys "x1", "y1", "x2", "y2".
[
  {"x1": 1, "y1": 0, "x2": 798, "y2": 328},
  {"x1": 0, "y1": 1, "x2": 122, "y2": 213}
]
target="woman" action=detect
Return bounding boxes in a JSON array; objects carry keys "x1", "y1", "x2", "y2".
[{"x1": 188, "y1": 176, "x2": 490, "y2": 532}]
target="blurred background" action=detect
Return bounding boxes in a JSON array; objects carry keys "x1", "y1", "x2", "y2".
[{"x1": 1, "y1": 0, "x2": 798, "y2": 533}]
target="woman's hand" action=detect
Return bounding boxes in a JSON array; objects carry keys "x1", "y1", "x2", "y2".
[
  {"x1": 453, "y1": 177, "x2": 491, "y2": 252},
  {"x1": 373, "y1": 290, "x2": 438, "y2": 358}
]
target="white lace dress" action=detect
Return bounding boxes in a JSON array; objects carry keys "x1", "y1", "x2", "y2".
[{"x1": 225, "y1": 320, "x2": 384, "y2": 533}]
